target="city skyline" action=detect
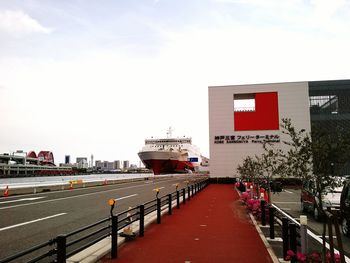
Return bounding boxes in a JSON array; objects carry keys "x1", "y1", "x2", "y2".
[{"x1": 1, "y1": 0, "x2": 350, "y2": 165}]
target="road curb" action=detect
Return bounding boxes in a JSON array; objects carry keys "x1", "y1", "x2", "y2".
[{"x1": 249, "y1": 213, "x2": 281, "y2": 263}]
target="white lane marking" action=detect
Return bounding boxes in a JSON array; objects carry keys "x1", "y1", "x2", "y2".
[
  {"x1": 283, "y1": 190, "x2": 294, "y2": 194},
  {"x1": 0, "y1": 197, "x2": 46, "y2": 204},
  {"x1": 0, "y1": 213, "x2": 66, "y2": 232},
  {"x1": 114, "y1": 194, "x2": 138, "y2": 201},
  {"x1": 0, "y1": 177, "x2": 183, "y2": 210}
]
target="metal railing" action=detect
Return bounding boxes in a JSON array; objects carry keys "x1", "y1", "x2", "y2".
[
  {"x1": 0, "y1": 178, "x2": 209, "y2": 263},
  {"x1": 263, "y1": 203, "x2": 347, "y2": 263}
]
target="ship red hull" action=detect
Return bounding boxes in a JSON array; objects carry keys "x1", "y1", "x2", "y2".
[{"x1": 142, "y1": 159, "x2": 195, "y2": 175}]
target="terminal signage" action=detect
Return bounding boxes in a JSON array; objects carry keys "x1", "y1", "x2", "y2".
[{"x1": 214, "y1": 134, "x2": 280, "y2": 144}]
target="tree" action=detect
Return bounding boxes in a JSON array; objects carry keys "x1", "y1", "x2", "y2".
[
  {"x1": 237, "y1": 155, "x2": 263, "y2": 196},
  {"x1": 280, "y1": 118, "x2": 313, "y2": 181},
  {"x1": 310, "y1": 123, "x2": 350, "y2": 214},
  {"x1": 259, "y1": 142, "x2": 285, "y2": 203}
]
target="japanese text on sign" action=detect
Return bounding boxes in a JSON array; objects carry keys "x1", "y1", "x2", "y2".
[{"x1": 214, "y1": 134, "x2": 280, "y2": 144}]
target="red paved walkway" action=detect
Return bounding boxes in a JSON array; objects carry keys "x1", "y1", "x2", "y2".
[{"x1": 103, "y1": 184, "x2": 274, "y2": 263}]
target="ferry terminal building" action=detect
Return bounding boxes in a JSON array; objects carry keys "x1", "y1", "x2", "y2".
[{"x1": 208, "y1": 79, "x2": 350, "y2": 178}]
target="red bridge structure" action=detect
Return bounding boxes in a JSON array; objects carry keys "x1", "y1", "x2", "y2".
[
  {"x1": 0, "y1": 150, "x2": 75, "y2": 176},
  {"x1": 37, "y1": 151, "x2": 55, "y2": 166}
]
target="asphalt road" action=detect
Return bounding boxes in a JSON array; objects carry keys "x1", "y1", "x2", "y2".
[
  {"x1": 272, "y1": 188, "x2": 350, "y2": 257},
  {"x1": 0, "y1": 175, "x2": 203, "y2": 260}
]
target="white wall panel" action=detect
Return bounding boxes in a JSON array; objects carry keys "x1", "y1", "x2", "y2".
[{"x1": 208, "y1": 82, "x2": 311, "y2": 178}]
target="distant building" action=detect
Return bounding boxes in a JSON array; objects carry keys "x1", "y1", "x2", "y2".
[
  {"x1": 65, "y1": 155, "x2": 70, "y2": 164},
  {"x1": 114, "y1": 160, "x2": 121, "y2": 170},
  {"x1": 76, "y1": 157, "x2": 88, "y2": 169},
  {"x1": 123, "y1": 160, "x2": 129, "y2": 169},
  {"x1": 95, "y1": 160, "x2": 122, "y2": 172}
]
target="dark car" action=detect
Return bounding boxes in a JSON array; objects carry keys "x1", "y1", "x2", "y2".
[{"x1": 340, "y1": 179, "x2": 350, "y2": 236}]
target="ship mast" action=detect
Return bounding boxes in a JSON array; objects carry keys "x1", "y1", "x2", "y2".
[{"x1": 166, "y1": 127, "x2": 174, "y2": 138}]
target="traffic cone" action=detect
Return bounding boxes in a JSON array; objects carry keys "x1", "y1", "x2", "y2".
[{"x1": 3, "y1": 185, "x2": 9, "y2": 197}]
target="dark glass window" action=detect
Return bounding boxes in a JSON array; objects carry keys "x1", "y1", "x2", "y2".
[{"x1": 309, "y1": 80, "x2": 350, "y2": 174}]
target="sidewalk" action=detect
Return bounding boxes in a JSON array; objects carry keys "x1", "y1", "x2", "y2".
[{"x1": 102, "y1": 184, "x2": 276, "y2": 263}]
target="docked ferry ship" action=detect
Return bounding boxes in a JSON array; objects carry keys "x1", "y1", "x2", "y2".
[{"x1": 138, "y1": 129, "x2": 202, "y2": 175}]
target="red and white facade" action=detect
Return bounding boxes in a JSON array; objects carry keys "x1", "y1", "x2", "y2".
[{"x1": 209, "y1": 81, "x2": 311, "y2": 178}]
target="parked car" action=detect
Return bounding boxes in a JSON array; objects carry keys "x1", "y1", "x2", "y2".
[
  {"x1": 340, "y1": 179, "x2": 350, "y2": 236},
  {"x1": 301, "y1": 180, "x2": 342, "y2": 220}
]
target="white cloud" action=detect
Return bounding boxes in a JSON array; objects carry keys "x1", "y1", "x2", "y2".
[
  {"x1": 0, "y1": 10, "x2": 52, "y2": 36},
  {"x1": 311, "y1": 0, "x2": 347, "y2": 18}
]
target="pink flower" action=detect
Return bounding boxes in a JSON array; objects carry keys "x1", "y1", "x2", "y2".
[
  {"x1": 309, "y1": 251, "x2": 321, "y2": 262},
  {"x1": 296, "y1": 252, "x2": 307, "y2": 262},
  {"x1": 285, "y1": 250, "x2": 295, "y2": 261}
]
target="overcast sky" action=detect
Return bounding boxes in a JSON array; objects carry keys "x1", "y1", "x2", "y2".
[{"x1": 0, "y1": 0, "x2": 350, "y2": 165}]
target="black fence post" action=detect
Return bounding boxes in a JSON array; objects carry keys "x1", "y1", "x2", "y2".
[
  {"x1": 56, "y1": 235, "x2": 66, "y2": 263},
  {"x1": 269, "y1": 206, "x2": 275, "y2": 239},
  {"x1": 111, "y1": 215, "x2": 118, "y2": 259},
  {"x1": 182, "y1": 188, "x2": 186, "y2": 204},
  {"x1": 139, "y1": 205, "x2": 144, "y2": 237},
  {"x1": 176, "y1": 190, "x2": 180, "y2": 209},
  {"x1": 188, "y1": 186, "x2": 191, "y2": 201},
  {"x1": 289, "y1": 223, "x2": 297, "y2": 263},
  {"x1": 168, "y1": 194, "x2": 172, "y2": 215},
  {"x1": 157, "y1": 198, "x2": 161, "y2": 224},
  {"x1": 261, "y1": 200, "x2": 266, "y2": 226},
  {"x1": 191, "y1": 185, "x2": 194, "y2": 196},
  {"x1": 282, "y1": 217, "x2": 289, "y2": 260}
]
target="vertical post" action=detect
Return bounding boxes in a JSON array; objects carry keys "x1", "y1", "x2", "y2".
[
  {"x1": 282, "y1": 217, "x2": 289, "y2": 259},
  {"x1": 332, "y1": 210, "x2": 346, "y2": 263},
  {"x1": 182, "y1": 188, "x2": 186, "y2": 204},
  {"x1": 191, "y1": 185, "x2": 194, "y2": 196},
  {"x1": 300, "y1": 215, "x2": 308, "y2": 255},
  {"x1": 269, "y1": 206, "x2": 275, "y2": 239},
  {"x1": 261, "y1": 200, "x2": 266, "y2": 226},
  {"x1": 188, "y1": 186, "x2": 191, "y2": 201},
  {"x1": 111, "y1": 215, "x2": 118, "y2": 259},
  {"x1": 327, "y1": 213, "x2": 335, "y2": 263},
  {"x1": 168, "y1": 194, "x2": 172, "y2": 215},
  {"x1": 56, "y1": 235, "x2": 66, "y2": 263},
  {"x1": 157, "y1": 198, "x2": 161, "y2": 224},
  {"x1": 289, "y1": 223, "x2": 297, "y2": 263},
  {"x1": 176, "y1": 190, "x2": 180, "y2": 209},
  {"x1": 139, "y1": 205, "x2": 144, "y2": 237}
]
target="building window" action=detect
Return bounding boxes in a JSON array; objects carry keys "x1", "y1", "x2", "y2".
[
  {"x1": 310, "y1": 95, "x2": 338, "y2": 114},
  {"x1": 233, "y1": 94, "x2": 255, "y2": 112}
]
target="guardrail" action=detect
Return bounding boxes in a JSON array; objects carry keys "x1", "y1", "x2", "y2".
[
  {"x1": 0, "y1": 178, "x2": 209, "y2": 263},
  {"x1": 263, "y1": 203, "x2": 347, "y2": 263}
]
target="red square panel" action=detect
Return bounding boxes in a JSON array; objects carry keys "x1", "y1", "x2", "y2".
[{"x1": 234, "y1": 92, "x2": 279, "y2": 131}]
